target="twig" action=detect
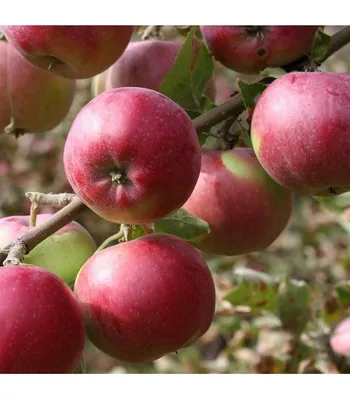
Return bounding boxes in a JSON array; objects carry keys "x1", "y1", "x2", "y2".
[
  {"x1": 323, "y1": 26, "x2": 350, "y2": 61},
  {"x1": 25, "y1": 192, "x2": 76, "y2": 208}
]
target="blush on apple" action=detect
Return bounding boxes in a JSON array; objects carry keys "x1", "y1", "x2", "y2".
[
  {"x1": 1, "y1": 25, "x2": 134, "y2": 79},
  {"x1": 63, "y1": 87, "x2": 201, "y2": 224},
  {"x1": 0, "y1": 41, "x2": 76, "y2": 135},
  {"x1": 251, "y1": 72, "x2": 350, "y2": 196},
  {"x1": 182, "y1": 148, "x2": 293, "y2": 256},
  {"x1": 0, "y1": 214, "x2": 96, "y2": 283},
  {"x1": 0, "y1": 265, "x2": 85, "y2": 373},
  {"x1": 74, "y1": 233, "x2": 216, "y2": 363},
  {"x1": 200, "y1": 26, "x2": 320, "y2": 74}
]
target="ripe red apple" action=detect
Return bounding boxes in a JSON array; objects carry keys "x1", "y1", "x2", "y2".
[
  {"x1": 1, "y1": 25, "x2": 134, "y2": 79},
  {"x1": 182, "y1": 148, "x2": 293, "y2": 256},
  {"x1": 63, "y1": 87, "x2": 201, "y2": 224},
  {"x1": 92, "y1": 40, "x2": 216, "y2": 100},
  {"x1": 74, "y1": 233, "x2": 216, "y2": 363},
  {"x1": 330, "y1": 317, "x2": 350, "y2": 356},
  {"x1": 200, "y1": 26, "x2": 319, "y2": 74},
  {"x1": 0, "y1": 265, "x2": 85, "y2": 373},
  {"x1": 251, "y1": 72, "x2": 350, "y2": 196},
  {"x1": 0, "y1": 214, "x2": 96, "y2": 283},
  {"x1": 0, "y1": 41, "x2": 76, "y2": 135}
]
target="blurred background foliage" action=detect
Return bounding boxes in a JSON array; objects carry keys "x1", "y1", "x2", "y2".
[{"x1": 1, "y1": 26, "x2": 350, "y2": 374}]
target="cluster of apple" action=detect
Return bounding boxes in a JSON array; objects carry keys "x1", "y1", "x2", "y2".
[{"x1": 0, "y1": 25, "x2": 349, "y2": 373}]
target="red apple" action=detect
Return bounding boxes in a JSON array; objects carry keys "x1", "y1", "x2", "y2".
[
  {"x1": 330, "y1": 317, "x2": 350, "y2": 356},
  {"x1": 98, "y1": 40, "x2": 215, "y2": 99},
  {"x1": 0, "y1": 41, "x2": 76, "y2": 135},
  {"x1": 251, "y1": 72, "x2": 350, "y2": 196},
  {"x1": 200, "y1": 26, "x2": 319, "y2": 74},
  {"x1": 1, "y1": 25, "x2": 134, "y2": 79},
  {"x1": 0, "y1": 265, "x2": 85, "y2": 373},
  {"x1": 0, "y1": 214, "x2": 96, "y2": 283},
  {"x1": 63, "y1": 87, "x2": 201, "y2": 224},
  {"x1": 74, "y1": 233, "x2": 216, "y2": 363},
  {"x1": 182, "y1": 148, "x2": 293, "y2": 256}
]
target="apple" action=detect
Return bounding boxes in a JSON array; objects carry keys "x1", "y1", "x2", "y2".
[
  {"x1": 0, "y1": 265, "x2": 85, "y2": 373},
  {"x1": 92, "y1": 40, "x2": 215, "y2": 99},
  {"x1": 63, "y1": 87, "x2": 201, "y2": 224},
  {"x1": 0, "y1": 41, "x2": 76, "y2": 135},
  {"x1": 251, "y1": 72, "x2": 350, "y2": 196},
  {"x1": 330, "y1": 317, "x2": 350, "y2": 356},
  {"x1": 0, "y1": 214, "x2": 96, "y2": 283},
  {"x1": 1, "y1": 25, "x2": 134, "y2": 79},
  {"x1": 182, "y1": 148, "x2": 293, "y2": 256},
  {"x1": 74, "y1": 233, "x2": 216, "y2": 363},
  {"x1": 200, "y1": 26, "x2": 319, "y2": 74}
]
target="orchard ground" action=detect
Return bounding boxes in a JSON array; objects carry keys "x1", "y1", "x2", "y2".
[{"x1": 1, "y1": 26, "x2": 350, "y2": 373}]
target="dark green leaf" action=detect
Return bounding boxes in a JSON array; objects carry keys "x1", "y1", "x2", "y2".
[
  {"x1": 237, "y1": 80, "x2": 268, "y2": 109},
  {"x1": 224, "y1": 267, "x2": 279, "y2": 313},
  {"x1": 154, "y1": 208, "x2": 210, "y2": 241},
  {"x1": 335, "y1": 283, "x2": 350, "y2": 308},
  {"x1": 277, "y1": 279, "x2": 311, "y2": 334},
  {"x1": 310, "y1": 29, "x2": 332, "y2": 62},
  {"x1": 159, "y1": 27, "x2": 214, "y2": 115}
]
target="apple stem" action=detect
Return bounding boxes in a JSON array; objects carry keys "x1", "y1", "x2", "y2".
[
  {"x1": 96, "y1": 227, "x2": 126, "y2": 252},
  {"x1": 3, "y1": 239, "x2": 28, "y2": 266},
  {"x1": 30, "y1": 202, "x2": 39, "y2": 228}
]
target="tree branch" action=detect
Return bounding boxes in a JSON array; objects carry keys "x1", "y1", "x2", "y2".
[{"x1": 2, "y1": 26, "x2": 350, "y2": 266}]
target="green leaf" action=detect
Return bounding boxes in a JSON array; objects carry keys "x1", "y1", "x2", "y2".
[
  {"x1": 154, "y1": 208, "x2": 210, "y2": 241},
  {"x1": 224, "y1": 267, "x2": 279, "y2": 313},
  {"x1": 335, "y1": 283, "x2": 350, "y2": 308},
  {"x1": 313, "y1": 192, "x2": 350, "y2": 214},
  {"x1": 74, "y1": 358, "x2": 86, "y2": 374},
  {"x1": 159, "y1": 27, "x2": 214, "y2": 115},
  {"x1": 276, "y1": 279, "x2": 311, "y2": 335},
  {"x1": 310, "y1": 29, "x2": 332, "y2": 62},
  {"x1": 129, "y1": 224, "x2": 149, "y2": 240},
  {"x1": 237, "y1": 80, "x2": 268, "y2": 109}
]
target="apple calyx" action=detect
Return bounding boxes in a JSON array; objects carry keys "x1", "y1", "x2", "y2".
[{"x1": 109, "y1": 169, "x2": 129, "y2": 185}]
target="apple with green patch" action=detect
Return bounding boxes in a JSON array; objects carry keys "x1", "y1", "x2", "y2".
[
  {"x1": 251, "y1": 71, "x2": 350, "y2": 196},
  {"x1": 0, "y1": 214, "x2": 96, "y2": 283},
  {"x1": 183, "y1": 148, "x2": 293, "y2": 256}
]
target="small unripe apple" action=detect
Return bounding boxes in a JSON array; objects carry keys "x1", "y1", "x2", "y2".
[
  {"x1": 0, "y1": 265, "x2": 85, "y2": 373},
  {"x1": 330, "y1": 317, "x2": 350, "y2": 356},
  {"x1": 183, "y1": 148, "x2": 293, "y2": 256},
  {"x1": 251, "y1": 72, "x2": 350, "y2": 195},
  {"x1": 63, "y1": 87, "x2": 201, "y2": 224},
  {"x1": 1, "y1": 25, "x2": 134, "y2": 79},
  {"x1": 74, "y1": 233, "x2": 216, "y2": 363},
  {"x1": 200, "y1": 26, "x2": 319, "y2": 74},
  {"x1": 0, "y1": 41, "x2": 76, "y2": 135},
  {"x1": 0, "y1": 214, "x2": 96, "y2": 283}
]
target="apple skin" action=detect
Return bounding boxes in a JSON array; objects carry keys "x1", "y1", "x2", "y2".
[
  {"x1": 63, "y1": 87, "x2": 201, "y2": 224},
  {"x1": 98, "y1": 40, "x2": 215, "y2": 99},
  {"x1": 0, "y1": 265, "x2": 85, "y2": 373},
  {"x1": 251, "y1": 72, "x2": 350, "y2": 196},
  {"x1": 182, "y1": 148, "x2": 293, "y2": 256},
  {"x1": 200, "y1": 26, "x2": 319, "y2": 74},
  {"x1": 1, "y1": 25, "x2": 134, "y2": 79},
  {"x1": 330, "y1": 317, "x2": 350, "y2": 356},
  {"x1": 74, "y1": 233, "x2": 216, "y2": 363},
  {"x1": 0, "y1": 214, "x2": 96, "y2": 283},
  {"x1": 0, "y1": 41, "x2": 76, "y2": 134}
]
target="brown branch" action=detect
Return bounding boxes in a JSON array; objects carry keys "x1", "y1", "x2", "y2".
[
  {"x1": 2, "y1": 26, "x2": 350, "y2": 266},
  {"x1": 323, "y1": 26, "x2": 350, "y2": 61}
]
